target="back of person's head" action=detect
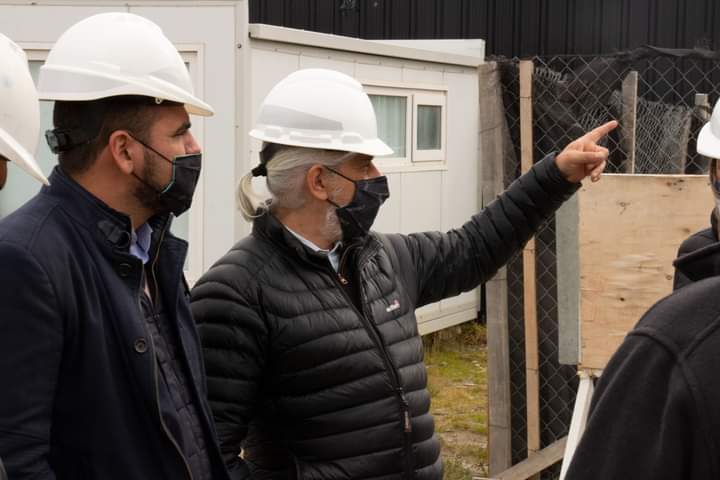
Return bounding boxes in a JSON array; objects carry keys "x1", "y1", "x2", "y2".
[
  {"x1": 237, "y1": 143, "x2": 347, "y2": 221},
  {"x1": 0, "y1": 33, "x2": 48, "y2": 185},
  {"x1": 50, "y1": 97, "x2": 158, "y2": 174}
]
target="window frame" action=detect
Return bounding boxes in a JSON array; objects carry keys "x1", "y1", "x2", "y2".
[{"x1": 362, "y1": 80, "x2": 448, "y2": 172}]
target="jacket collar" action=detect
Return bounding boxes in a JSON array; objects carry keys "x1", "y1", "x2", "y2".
[
  {"x1": 43, "y1": 166, "x2": 172, "y2": 253},
  {"x1": 674, "y1": 210, "x2": 720, "y2": 283},
  {"x1": 251, "y1": 211, "x2": 377, "y2": 268},
  {"x1": 674, "y1": 244, "x2": 720, "y2": 285}
]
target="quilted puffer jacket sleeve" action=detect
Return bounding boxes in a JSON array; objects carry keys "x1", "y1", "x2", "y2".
[
  {"x1": 388, "y1": 154, "x2": 578, "y2": 308},
  {"x1": 191, "y1": 265, "x2": 268, "y2": 479}
]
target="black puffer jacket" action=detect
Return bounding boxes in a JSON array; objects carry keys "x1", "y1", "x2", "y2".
[{"x1": 191, "y1": 155, "x2": 578, "y2": 480}]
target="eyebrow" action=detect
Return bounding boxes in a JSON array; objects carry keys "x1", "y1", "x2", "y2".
[{"x1": 173, "y1": 121, "x2": 192, "y2": 136}]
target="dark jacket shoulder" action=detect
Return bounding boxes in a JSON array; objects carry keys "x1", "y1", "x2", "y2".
[{"x1": 634, "y1": 275, "x2": 720, "y2": 354}]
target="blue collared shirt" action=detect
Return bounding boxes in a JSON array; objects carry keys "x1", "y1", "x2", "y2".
[
  {"x1": 285, "y1": 226, "x2": 342, "y2": 271},
  {"x1": 129, "y1": 223, "x2": 153, "y2": 265}
]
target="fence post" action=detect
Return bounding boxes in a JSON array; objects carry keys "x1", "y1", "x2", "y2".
[
  {"x1": 520, "y1": 59, "x2": 541, "y2": 478},
  {"x1": 621, "y1": 71, "x2": 639, "y2": 173},
  {"x1": 479, "y1": 62, "x2": 513, "y2": 475}
]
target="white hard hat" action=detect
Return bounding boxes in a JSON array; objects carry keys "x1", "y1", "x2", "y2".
[
  {"x1": 698, "y1": 100, "x2": 720, "y2": 159},
  {"x1": 0, "y1": 33, "x2": 48, "y2": 185},
  {"x1": 38, "y1": 13, "x2": 213, "y2": 116},
  {"x1": 250, "y1": 68, "x2": 392, "y2": 157}
]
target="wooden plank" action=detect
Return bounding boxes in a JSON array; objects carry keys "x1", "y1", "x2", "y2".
[
  {"x1": 492, "y1": 437, "x2": 568, "y2": 480},
  {"x1": 479, "y1": 62, "x2": 512, "y2": 475},
  {"x1": 519, "y1": 60, "x2": 540, "y2": 472},
  {"x1": 577, "y1": 175, "x2": 710, "y2": 370},
  {"x1": 696, "y1": 94, "x2": 711, "y2": 123},
  {"x1": 559, "y1": 371, "x2": 596, "y2": 480},
  {"x1": 621, "y1": 71, "x2": 638, "y2": 173},
  {"x1": 487, "y1": 268, "x2": 512, "y2": 474}
]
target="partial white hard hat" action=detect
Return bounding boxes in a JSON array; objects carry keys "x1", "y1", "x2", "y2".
[
  {"x1": 698, "y1": 100, "x2": 720, "y2": 159},
  {"x1": 0, "y1": 33, "x2": 48, "y2": 185},
  {"x1": 38, "y1": 12, "x2": 213, "y2": 116},
  {"x1": 250, "y1": 68, "x2": 392, "y2": 157}
]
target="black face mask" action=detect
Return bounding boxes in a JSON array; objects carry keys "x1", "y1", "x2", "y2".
[
  {"x1": 325, "y1": 166, "x2": 390, "y2": 241},
  {"x1": 130, "y1": 135, "x2": 202, "y2": 217}
]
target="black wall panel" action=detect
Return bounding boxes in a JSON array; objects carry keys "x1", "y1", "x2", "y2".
[{"x1": 249, "y1": 0, "x2": 718, "y2": 56}]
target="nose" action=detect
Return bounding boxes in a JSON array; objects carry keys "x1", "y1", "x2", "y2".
[
  {"x1": 369, "y1": 161, "x2": 381, "y2": 178},
  {"x1": 186, "y1": 131, "x2": 201, "y2": 155}
]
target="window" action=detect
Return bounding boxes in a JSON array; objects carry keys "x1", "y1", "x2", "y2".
[
  {"x1": 412, "y1": 91, "x2": 446, "y2": 163},
  {"x1": 369, "y1": 93, "x2": 409, "y2": 159},
  {"x1": 0, "y1": 50, "x2": 204, "y2": 278},
  {"x1": 365, "y1": 83, "x2": 447, "y2": 169}
]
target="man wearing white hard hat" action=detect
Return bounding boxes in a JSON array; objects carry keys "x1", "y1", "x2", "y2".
[
  {"x1": 565, "y1": 101, "x2": 720, "y2": 480},
  {"x1": 0, "y1": 14, "x2": 230, "y2": 480},
  {"x1": 191, "y1": 68, "x2": 616, "y2": 479},
  {"x1": 673, "y1": 102, "x2": 720, "y2": 289},
  {"x1": 0, "y1": 33, "x2": 49, "y2": 189},
  {"x1": 0, "y1": 34, "x2": 48, "y2": 480}
]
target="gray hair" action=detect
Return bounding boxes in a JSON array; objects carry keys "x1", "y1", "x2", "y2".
[{"x1": 237, "y1": 144, "x2": 348, "y2": 221}]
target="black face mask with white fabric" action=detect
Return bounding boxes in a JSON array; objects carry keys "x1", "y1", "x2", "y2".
[
  {"x1": 130, "y1": 134, "x2": 202, "y2": 217},
  {"x1": 325, "y1": 166, "x2": 390, "y2": 241}
]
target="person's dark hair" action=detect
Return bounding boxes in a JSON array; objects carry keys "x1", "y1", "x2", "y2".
[{"x1": 51, "y1": 96, "x2": 160, "y2": 175}]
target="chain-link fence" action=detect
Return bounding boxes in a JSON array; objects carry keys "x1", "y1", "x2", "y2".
[{"x1": 492, "y1": 47, "x2": 720, "y2": 478}]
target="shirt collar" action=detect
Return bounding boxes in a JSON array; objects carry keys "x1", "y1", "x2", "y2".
[
  {"x1": 130, "y1": 223, "x2": 153, "y2": 264},
  {"x1": 284, "y1": 226, "x2": 343, "y2": 271}
]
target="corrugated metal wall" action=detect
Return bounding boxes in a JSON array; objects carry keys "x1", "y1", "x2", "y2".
[{"x1": 249, "y1": 0, "x2": 720, "y2": 56}]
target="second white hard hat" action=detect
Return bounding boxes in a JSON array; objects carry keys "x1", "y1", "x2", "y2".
[
  {"x1": 698, "y1": 100, "x2": 720, "y2": 159},
  {"x1": 38, "y1": 12, "x2": 213, "y2": 116},
  {"x1": 250, "y1": 68, "x2": 392, "y2": 157},
  {"x1": 0, "y1": 33, "x2": 48, "y2": 185}
]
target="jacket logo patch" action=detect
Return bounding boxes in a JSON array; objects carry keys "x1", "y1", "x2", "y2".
[{"x1": 386, "y1": 299, "x2": 400, "y2": 313}]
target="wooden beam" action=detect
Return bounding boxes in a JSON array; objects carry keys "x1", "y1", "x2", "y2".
[
  {"x1": 487, "y1": 268, "x2": 512, "y2": 474},
  {"x1": 519, "y1": 59, "x2": 541, "y2": 473},
  {"x1": 478, "y1": 61, "x2": 513, "y2": 475},
  {"x1": 621, "y1": 71, "x2": 638, "y2": 173},
  {"x1": 491, "y1": 437, "x2": 568, "y2": 480}
]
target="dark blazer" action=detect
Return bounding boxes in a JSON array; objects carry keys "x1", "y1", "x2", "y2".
[{"x1": 0, "y1": 167, "x2": 229, "y2": 480}]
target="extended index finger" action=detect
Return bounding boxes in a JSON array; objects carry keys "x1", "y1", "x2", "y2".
[{"x1": 582, "y1": 120, "x2": 619, "y2": 143}]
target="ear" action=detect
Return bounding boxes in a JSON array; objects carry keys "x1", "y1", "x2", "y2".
[
  {"x1": 107, "y1": 130, "x2": 139, "y2": 175},
  {"x1": 0, "y1": 159, "x2": 7, "y2": 190},
  {"x1": 306, "y1": 164, "x2": 330, "y2": 201}
]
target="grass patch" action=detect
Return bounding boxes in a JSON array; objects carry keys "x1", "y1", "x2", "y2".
[{"x1": 424, "y1": 322, "x2": 488, "y2": 479}]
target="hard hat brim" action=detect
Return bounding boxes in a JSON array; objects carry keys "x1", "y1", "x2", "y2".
[
  {"x1": 249, "y1": 129, "x2": 394, "y2": 157},
  {"x1": 0, "y1": 128, "x2": 49, "y2": 185},
  {"x1": 38, "y1": 64, "x2": 214, "y2": 117}
]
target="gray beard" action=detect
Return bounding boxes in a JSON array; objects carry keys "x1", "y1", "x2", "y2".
[{"x1": 321, "y1": 204, "x2": 343, "y2": 245}]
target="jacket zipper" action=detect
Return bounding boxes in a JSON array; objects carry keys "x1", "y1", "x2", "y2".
[
  {"x1": 137, "y1": 222, "x2": 194, "y2": 480},
  {"x1": 331, "y1": 243, "x2": 414, "y2": 477}
]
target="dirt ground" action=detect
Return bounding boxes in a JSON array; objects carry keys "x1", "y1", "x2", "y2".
[{"x1": 423, "y1": 322, "x2": 488, "y2": 479}]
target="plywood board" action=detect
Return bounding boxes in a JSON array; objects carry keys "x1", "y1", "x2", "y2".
[{"x1": 577, "y1": 174, "x2": 710, "y2": 370}]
